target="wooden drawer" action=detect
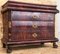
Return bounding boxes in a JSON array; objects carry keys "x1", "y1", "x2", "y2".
[
  {"x1": 11, "y1": 11, "x2": 54, "y2": 21},
  {"x1": 11, "y1": 21, "x2": 54, "y2": 32},
  {"x1": 11, "y1": 21, "x2": 54, "y2": 31},
  {"x1": 9, "y1": 31, "x2": 40, "y2": 41},
  {"x1": 9, "y1": 27, "x2": 54, "y2": 42},
  {"x1": 12, "y1": 21, "x2": 54, "y2": 27}
]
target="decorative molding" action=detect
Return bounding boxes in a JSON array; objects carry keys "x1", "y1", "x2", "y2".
[{"x1": 1, "y1": 1, "x2": 59, "y2": 13}]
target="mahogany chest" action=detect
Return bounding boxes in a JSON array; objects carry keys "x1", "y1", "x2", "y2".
[{"x1": 1, "y1": 1, "x2": 59, "y2": 53}]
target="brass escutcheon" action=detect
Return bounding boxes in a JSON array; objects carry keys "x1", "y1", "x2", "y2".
[
  {"x1": 32, "y1": 15, "x2": 37, "y2": 19},
  {"x1": 32, "y1": 24, "x2": 38, "y2": 28},
  {"x1": 32, "y1": 33, "x2": 37, "y2": 38}
]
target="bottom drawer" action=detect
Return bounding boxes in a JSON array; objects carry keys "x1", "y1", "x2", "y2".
[
  {"x1": 9, "y1": 31, "x2": 40, "y2": 41},
  {"x1": 9, "y1": 29, "x2": 54, "y2": 42}
]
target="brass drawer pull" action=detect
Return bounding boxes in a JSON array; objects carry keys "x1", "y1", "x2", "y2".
[
  {"x1": 32, "y1": 24, "x2": 38, "y2": 28},
  {"x1": 32, "y1": 15, "x2": 37, "y2": 19},
  {"x1": 32, "y1": 33, "x2": 37, "y2": 38}
]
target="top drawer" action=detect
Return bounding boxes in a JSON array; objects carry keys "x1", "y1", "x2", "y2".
[{"x1": 11, "y1": 11, "x2": 54, "y2": 21}]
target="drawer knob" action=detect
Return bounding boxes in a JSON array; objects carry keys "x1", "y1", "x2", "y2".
[
  {"x1": 32, "y1": 24, "x2": 38, "y2": 28},
  {"x1": 32, "y1": 15, "x2": 37, "y2": 19},
  {"x1": 32, "y1": 33, "x2": 37, "y2": 38}
]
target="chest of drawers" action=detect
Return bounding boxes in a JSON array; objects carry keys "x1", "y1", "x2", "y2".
[{"x1": 1, "y1": 1, "x2": 59, "y2": 53}]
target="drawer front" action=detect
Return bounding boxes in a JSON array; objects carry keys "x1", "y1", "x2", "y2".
[
  {"x1": 11, "y1": 11, "x2": 54, "y2": 21},
  {"x1": 12, "y1": 21, "x2": 54, "y2": 26},
  {"x1": 9, "y1": 26, "x2": 54, "y2": 41},
  {"x1": 9, "y1": 31, "x2": 40, "y2": 41},
  {"x1": 9, "y1": 21, "x2": 54, "y2": 41},
  {"x1": 11, "y1": 21, "x2": 54, "y2": 31}
]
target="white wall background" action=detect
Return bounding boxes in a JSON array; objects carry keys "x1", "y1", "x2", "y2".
[{"x1": 56, "y1": 0, "x2": 60, "y2": 41}]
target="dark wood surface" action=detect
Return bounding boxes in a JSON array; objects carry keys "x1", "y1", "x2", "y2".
[
  {"x1": 1, "y1": 1, "x2": 59, "y2": 13},
  {"x1": 1, "y1": 1, "x2": 59, "y2": 53}
]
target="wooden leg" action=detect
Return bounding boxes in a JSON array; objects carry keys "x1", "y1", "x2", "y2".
[
  {"x1": 41, "y1": 43, "x2": 44, "y2": 46},
  {"x1": 53, "y1": 42, "x2": 58, "y2": 48},
  {"x1": 2, "y1": 43, "x2": 6, "y2": 48},
  {"x1": 6, "y1": 45, "x2": 12, "y2": 53}
]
